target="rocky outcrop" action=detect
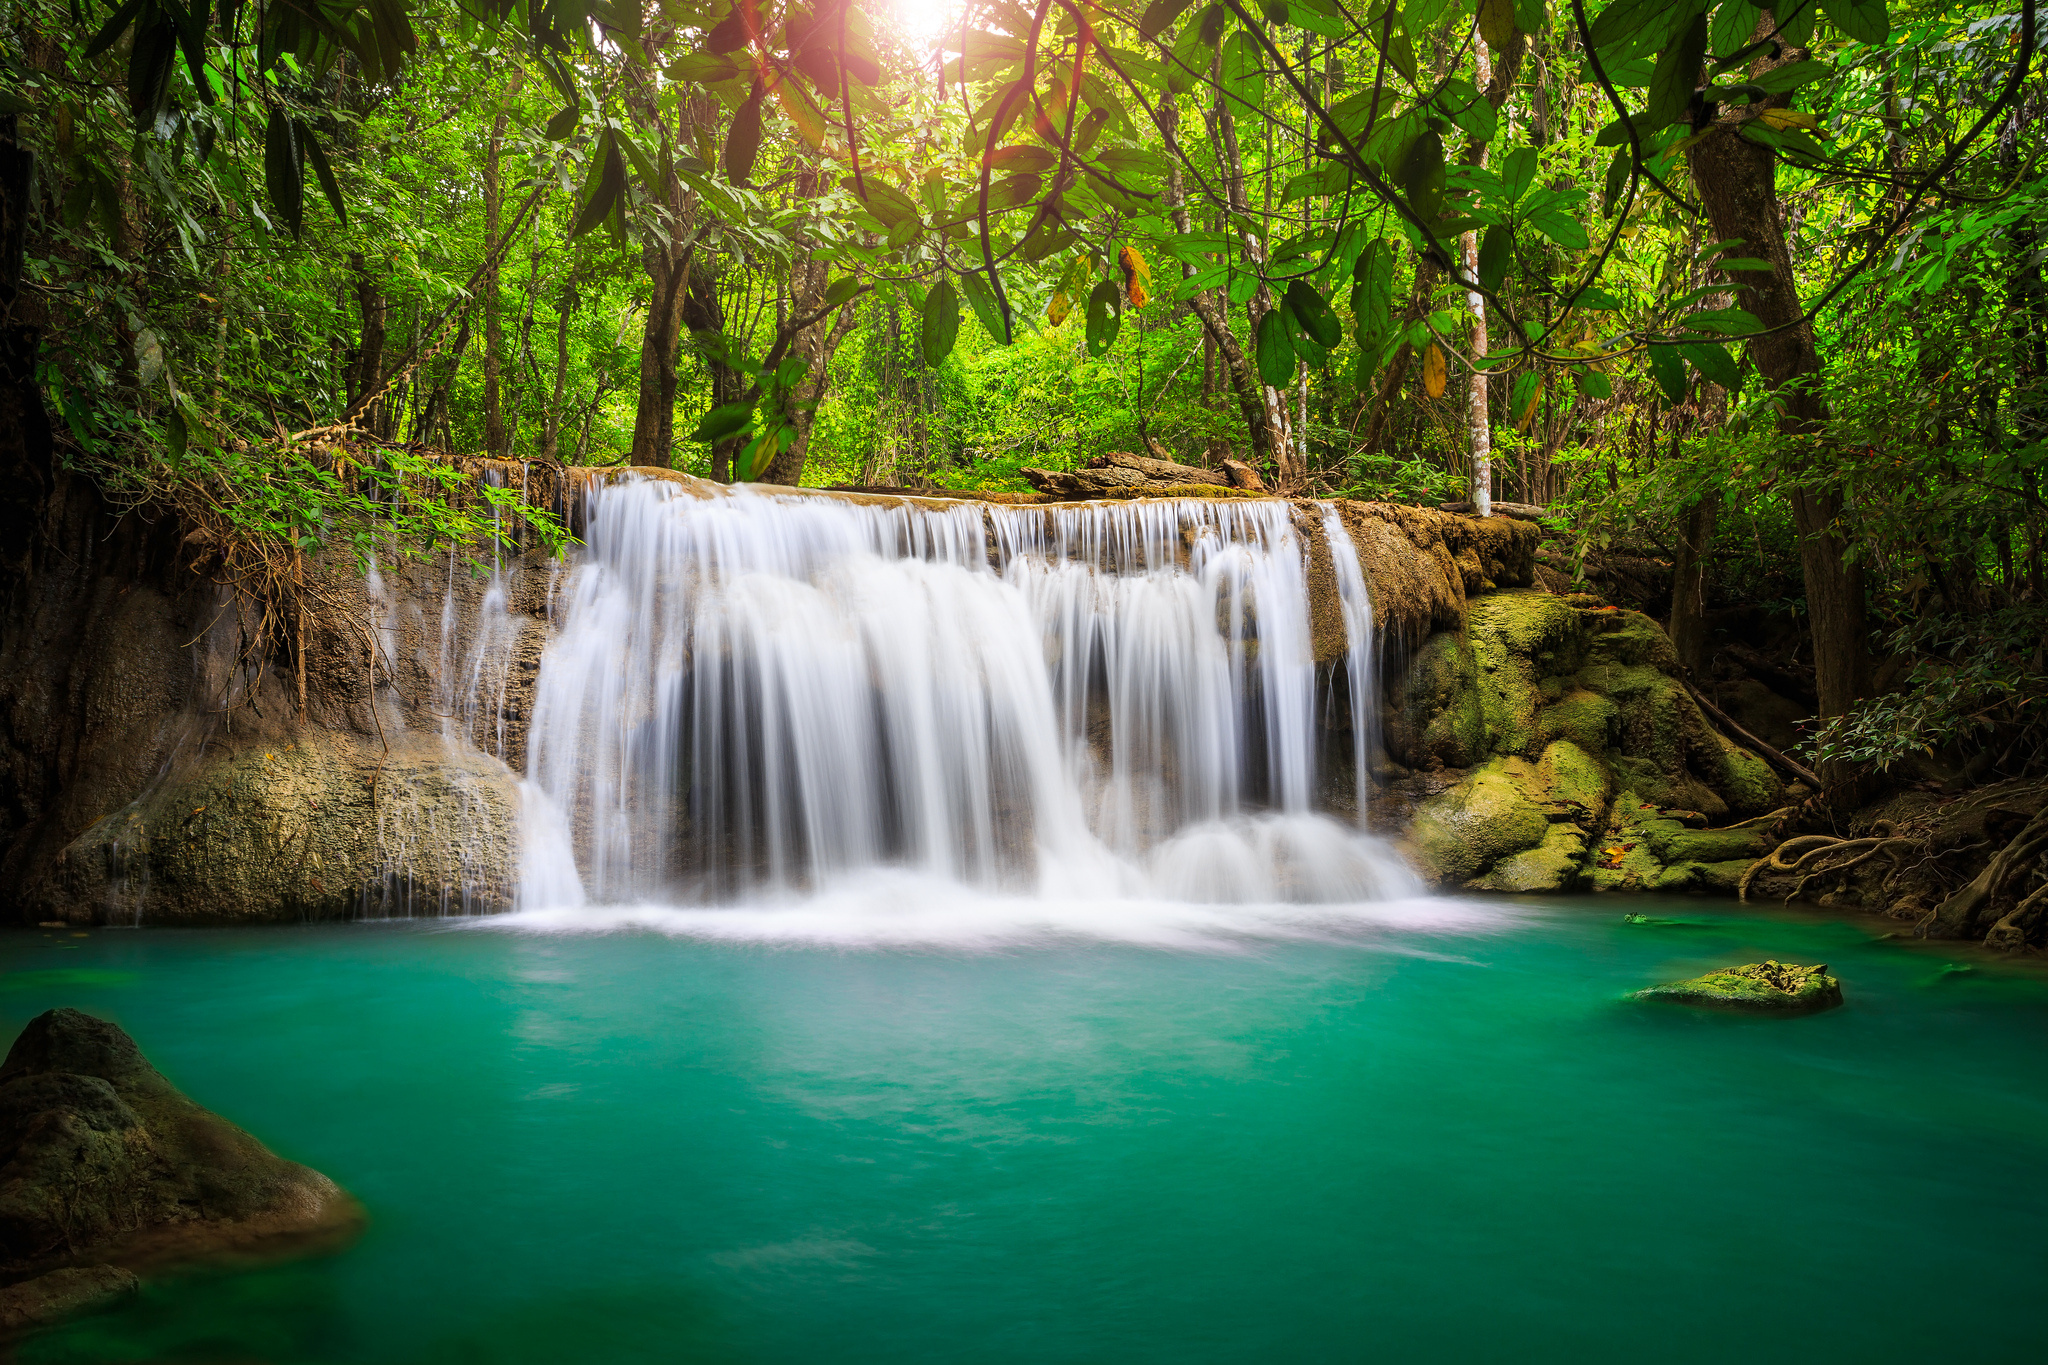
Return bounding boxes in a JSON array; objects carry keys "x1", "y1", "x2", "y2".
[
  {"x1": 1389, "y1": 590, "x2": 1784, "y2": 892},
  {"x1": 1632, "y1": 961, "x2": 1843, "y2": 1013},
  {"x1": 0, "y1": 1009, "x2": 361, "y2": 1336}
]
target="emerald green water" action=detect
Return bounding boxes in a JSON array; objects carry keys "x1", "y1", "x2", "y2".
[{"x1": 5, "y1": 897, "x2": 2045, "y2": 1363}]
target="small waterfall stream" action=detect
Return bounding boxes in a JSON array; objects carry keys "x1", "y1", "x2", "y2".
[{"x1": 515, "y1": 477, "x2": 1414, "y2": 913}]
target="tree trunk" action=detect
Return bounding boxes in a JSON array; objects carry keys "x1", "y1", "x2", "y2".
[
  {"x1": 346, "y1": 251, "x2": 387, "y2": 432},
  {"x1": 0, "y1": 113, "x2": 53, "y2": 580},
  {"x1": 481, "y1": 107, "x2": 509, "y2": 456},
  {"x1": 1686, "y1": 27, "x2": 1867, "y2": 729},
  {"x1": 1668, "y1": 490, "x2": 1719, "y2": 676},
  {"x1": 541, "y1": 279, "x2": 577, "y2": 463},
  {"x1": 1214, "y1": 91, "x2": 1298, "y2": 488},
  {"x1": 1154, "y1": 91, "x2": 1283, "y2": 480}
]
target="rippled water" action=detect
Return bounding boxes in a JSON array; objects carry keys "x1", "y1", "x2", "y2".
[{"x1": 6, "y1": 896, "x2": 2045, "y2": 1364}]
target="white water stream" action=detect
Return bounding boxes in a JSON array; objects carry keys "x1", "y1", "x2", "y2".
[{"x1": 512, "y1": 477, "x2": 1416, "y2": 922}]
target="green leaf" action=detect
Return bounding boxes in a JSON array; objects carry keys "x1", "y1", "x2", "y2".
[
  {"x1": 1477, "y1": 224, "x2": 1513, "y2": 292},
  {"x1": 1284, "y1": 280, "x2": 1343, "y2": 349},
  {"x1": 1749, "y1": 59, "x2": 1827, "y2": 93},
  {"x1": 1500, "y1": 146, "x2": 1539, "y2": 204},
  {"x1": 1588, "y1": 0, "x2": 1683, "y2": 63},
  {"x1": 1528, "y1": 209, "x2": 1588, "y2": 250},
  {"x1": 960, "y1": 270, "x2": 1011, "y2": 344},
  {"x1": 1685, "y1": 306, "x2": 1764, "y2": 334},
  {"x1": 1514, "y1": 0, "x2": 1547, "y2": 33},
  {"x1": 570, "y1": 131, "x2": 625, "y2": 239},
  {"x1": 166, "y1": 406, "x2": 188, "y2": 464},
  {"x1": 725, "y1": 92, "x2": 763, "y2": 186},
  {"x1": 826, "y1": 275, "x2": 863, "y2": 308},
  {"x1": 1220, "y1": 32, "x2": 1265, "y2": 117},
  {"x1": 1646, "y1": 12, "x2": 1709, "y2": 130},
  {"x1": 1709, "y1": 1, "x2": 1764, "y2": 62},
  {"x1": 84, "y1": 0, "x2": 146, "y2": 61},
  {"x1": 689, "y1": 400, "x2": 757, "y2": 443},
  {"x1": 1402, "y1": 131, "x2": 1446, "y2": 222},
  {"x1": 1256, "y1": 308, "x2": 1296, "y2": 388},
  {"x1": 1139, "y1": 0, "x2": 1195, "y2": 41},
  {"x1": 1352, "y1": 238, "x2": 1396, "y2": 346},
  {"x1": 1677, "y1": 340, "x2": 1741, "y2": 391},
  {"x1": 1573, "y1": 368, "x2": 1614, "y2": 399},
  {"x1": 1085, "y1": 280, "x2": 1123, "y2": 357},
  {"x1": 1601, "y1": 146, "x2": 1631, "y2": 215},
  {"x1": 1717, "y1": 256, "x2": 1773, "y2": 273},
  {"x1": 990, "y1": 145, "x2": 1058, "y2": 174},
  {"x1": 263, "y1": 110, "x2": 304, "y2": 240},
  {"x1": 1647, "y1": 345, "x2": 1687, "y2": 403},
  {"x1": 1509, "y1": 370, "x2": 1540, "y2": 421},
  {"x1": 545, "y1": 104, "x2": 579, "y2": 140},
  {"x1": 921, "y1": 276, "x2": 961, "y2": 365},
  {"x1": 1570, "y1": 287, "x2": 1627, "y2": 309},
  {"x1": 299, "y1": 123, "x2": 347, "y2": 229},
  {"x1": 1820, "y1": 0, "x2": 1888, "y2": 44}
]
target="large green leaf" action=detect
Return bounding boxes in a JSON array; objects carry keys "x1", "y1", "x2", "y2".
[
  {"x1": 1685, "y1": 306, "x2": 1764, "y2": 334},
  {"x1": 921, "y1": 277, "x2": 961, "y2": 365},
  {"x1": 1499, "y1": 146, "x2": 1539, "y2": 204},
  {"x1": 1647, "y1": 345, "x2": 1687, "y2": 403},
  {"x1": 1646, "y1": 11, "x2": 1709, "y2": 129},
  {"x1": 724, "y1": 92, "x2": 763, "y2": 185},
  {"x1": 960, "y1": 270, "x2": 1012, "y2": 344},
  {"x1": 1139, "y1": 0, "x2": 1195, "y2": 41},
  {"x1": 688, "y1": 400, "x2": 757, "y2": 443},
  {"x1": 1477, "y1": 224, "x2": 1513, "y2": 291},
  {"x1": 263, "y1": 109, "x2": 303, "y2": 239},
  {"x1": 1677, "y1": 340, "x2": 1741, "y2": 392},
  {"x1": 1820, "y1": 0, "x2": 1888, "y2": 44},
  {"x1": 1256, "y1": 308, "x2": 1296, "y2": 388},
  {"x1": 1477, "y1": 0, "x2": 1519, "y2": 48},
  {"x1": 1085, "y1": 280, "x2": 1123, "y2": 357},
  {"x1": 1402, "y1": 131, "x2": 1446, "y2": 221},
  {"x1": 1284, "y1": 280, "x2": 1343, "y2": 348}
]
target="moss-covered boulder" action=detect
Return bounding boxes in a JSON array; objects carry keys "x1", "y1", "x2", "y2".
[
  {"x1": 0, "y1": 1009, "x2": 362, "y2": 1302},
  {"x1": 1632, "y1": 961, "x2": 1843, "y2": 1013},
  {"x1": 1407, "y1": 740, "x2": 1614, "y2": 891},
  {"x1": 1387, "y1": 590, "x2": 1789, "y2": 895},
  {"x1": 1589, "y1": 792, "x2": 1780, "y2": 895}
]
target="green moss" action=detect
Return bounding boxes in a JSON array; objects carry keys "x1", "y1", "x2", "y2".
[
  {"x1": 1473, "y1": 822, "x2": 1589, "y2": 893},
  {"x1": 1467, "y1": 592, "x2": 1582, "y2": 758},
  {"x1": 1533, "y1": 739, "x2": 1611, "y2": 818},
  {"x1": 1710, "y1": 734, "x2": 1784, "y2": 816},
  {"x1": 1584, "y1": 610, "x2": 1680, "y2": 670},
  {"x1": 1393, "y1": 629, "x2": 1487, "y2": 768},
  {"x1": 1632, "y1": 961, "x2": 1843, "y2": 1013},
  {"x1": 1538, "y1": 687, "x2": 1619, "y2": 753},
  {"x1": 1408, "y1": 758, "x2": 1551, "y2": 884}
]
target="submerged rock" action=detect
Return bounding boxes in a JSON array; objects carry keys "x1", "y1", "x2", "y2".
[
  {"x1": 0, "y1": 1265, "x2": 138, "y2": 1338},
  {"x1": 1632, "y1": 961, "x2": 1843, "y2": 1013},
  {"x1": 0, "y1": 1008, "x2": 362, "y2": 1322}
]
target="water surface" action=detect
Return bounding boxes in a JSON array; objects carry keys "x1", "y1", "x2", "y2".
[{"x1": 5, "y1": 896, "x2": 2044, "y2": 1364}]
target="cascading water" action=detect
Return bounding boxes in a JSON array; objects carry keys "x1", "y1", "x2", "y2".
[{"x1": 516, "y1": 476, "x2": 1416, "y2": 920}]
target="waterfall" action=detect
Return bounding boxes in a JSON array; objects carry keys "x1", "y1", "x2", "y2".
[{"x1": 518, "y1": 476, "x2": 1414, "y2": 911}]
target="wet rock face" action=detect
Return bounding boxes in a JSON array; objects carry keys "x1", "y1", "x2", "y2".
[
  {"x1": 0, "y1": 1008, "x2": 361, "y2": 1295},
  {"x1": 1392, "y1": 591, "x2": 1786, "y2": 893},
  {"x1": 1632, "y1": 961, "x2": 1843, "y2": 1013},
  {"x1": 30, "y1": 729, "x2": 523, "y2": 925}
]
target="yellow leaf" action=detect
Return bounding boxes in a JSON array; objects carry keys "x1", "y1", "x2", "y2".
[
  {"x1": 1119, "y1": 244, "x2": 1151, "y2": 309},
  {"x1": 1423, "y1": 343, "x2": 1447, "y2": 399},
  {"x1": 1759, "y1": 107, "x2": 1820, "y2": 133},
  {"x1": 1516, "y1": 376, "x2": 1542, "y2": 431},
  {"x1": 1048, "y1": 289, "x2": 1073, "y2": 327}
]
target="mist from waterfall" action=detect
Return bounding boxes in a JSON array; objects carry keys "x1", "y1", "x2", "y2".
[{"x1": 514, "y1": 476, "x2": 1416, "y2": 926}]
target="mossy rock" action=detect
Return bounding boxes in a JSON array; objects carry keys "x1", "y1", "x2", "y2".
[
  {"x1": 1538, "y1": 686, "x2": 1621, "y2": 753},
  {"x1": 1472, "y1": 822, "x2": 1590, "y2": 893},
  {"x1": 1533, "y1": 739, "x2": 1611, "y2": 818},
  {"x1": 1632, "y1": 961, "x2": 1843, "y2": 1013},
  {"x1": 1468, "y1": 592, "x2": 1584, "y2": 758},
  {"x1": 1387, "y1": 629, "x2": 1487, "y2": 768},
  {"x1": 1408, "y1": 758, "x2": 1551, "y2": 885}
]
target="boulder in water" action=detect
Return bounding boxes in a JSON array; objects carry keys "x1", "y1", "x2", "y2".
[
  {"x1": 1632, "y1": 961, "x2": 1843, "y2": 1013},
  {"x1": 0, "y1": 1008, "x2": 362, "y2": 1328}
]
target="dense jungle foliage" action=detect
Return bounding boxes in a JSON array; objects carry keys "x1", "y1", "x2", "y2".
[{"x1": 0, "y1": 0, "x2": 2043, "y2": 785}]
